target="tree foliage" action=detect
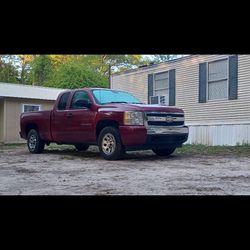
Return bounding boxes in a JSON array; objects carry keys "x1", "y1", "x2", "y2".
[
  {"x1": 0, "y1": 54, "x2": 184, "y2": 88},
  {"x1": 30, "y1": 55, "x2": 53, "y2": 85},
  {"x1": 152, "y1": 55, "x2": 185, "y2": 63},
  {"x1": 0, "y1": 55, "x2": 19, "y2": 83},
  {"x1": 43, "y1": 58, "x2": 108, "y2": 89}
]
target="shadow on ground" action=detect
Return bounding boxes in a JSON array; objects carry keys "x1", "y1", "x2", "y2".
[{"x1": 43, "y1": 148, "x2": 181, "y2": 161}]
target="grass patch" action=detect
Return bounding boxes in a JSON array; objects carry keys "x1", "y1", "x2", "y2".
[
  {"x1": 176, "y1": 144, "x2": 250, "y2": 156},
  {"x1": 0, "y1": 143, "x2": 26, "y2": 150},
  {"x1": 1, "y1": 142, "x2": 250, "y2": 157},
  {"x1": 46, "y1": 144, "x2": 75, "y2": 151}
]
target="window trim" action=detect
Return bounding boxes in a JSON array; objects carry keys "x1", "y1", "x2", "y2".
[
  {"x1": 206, "y1": 57, "x2": 229, "y2": 101},
  {"x1": 22, "y1": 104, "x2": 41, "y2": 113},
  {"x1": 153, "y1": 71, "x2": 169, "y2": 98}
]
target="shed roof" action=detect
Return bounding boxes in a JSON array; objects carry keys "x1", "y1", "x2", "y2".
[{"x1": 0, "y1": 82, "x2": 66, "y2": 100}]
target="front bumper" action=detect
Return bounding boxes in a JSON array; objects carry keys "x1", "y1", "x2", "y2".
[
  {"x1": 146, "y1": 126, "x2": 189, "y2": 135},
  {"x1": 119, "y1": 125, "x2": 189, "y2": 150}
]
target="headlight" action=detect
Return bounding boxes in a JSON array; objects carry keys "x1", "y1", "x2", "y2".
[{"x1": 124, "y1": 111, "x2": 144, "y2": 125}]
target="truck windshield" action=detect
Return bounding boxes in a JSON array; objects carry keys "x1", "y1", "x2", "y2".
[{"x1": 92, "y1": 89, "x2": 142, "y2": 105}]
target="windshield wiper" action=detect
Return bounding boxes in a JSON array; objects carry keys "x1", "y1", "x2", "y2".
[{"x1": 105, "y1": 101, "x2": 129, "y2": 104}]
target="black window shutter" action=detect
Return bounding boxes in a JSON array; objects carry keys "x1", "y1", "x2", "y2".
[
  {"x1": 169, "y1": 69, "x2": 176, "y2": 106},
  {"x1": 199, "y1": 62, "x2": 207, "y2": 103},
  {"x1": 148, "y1": 74, "x2": 154, "y2": 104},
  {"x1": 229, "y1": 55, "x2": 238, "y2": 100}
]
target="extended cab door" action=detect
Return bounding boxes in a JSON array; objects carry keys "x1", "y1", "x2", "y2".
[
  {"x1": 51, "y1": 91, "x2": 71, "y2": 143},
  {"x1": 66, "y1": 90, "x2": 96, "y2": 143}
]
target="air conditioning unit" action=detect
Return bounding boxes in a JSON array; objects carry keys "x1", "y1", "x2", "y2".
[{"x1": 150, "y1": 95, "x2": 168, "y2": 105}]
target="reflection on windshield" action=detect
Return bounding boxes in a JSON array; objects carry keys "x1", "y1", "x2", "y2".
[{"x1": 92, "y1": 89, "x2": 143, "y2": 105}]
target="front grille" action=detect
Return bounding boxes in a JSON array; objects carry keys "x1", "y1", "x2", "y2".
[{"x1": 146, "y1": 112, "x2": 184, "y2": 127}]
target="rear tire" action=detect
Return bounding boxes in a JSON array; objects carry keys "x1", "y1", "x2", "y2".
[
  {"x1": 152, "y1": 148, "x2": 176, "y2": 156},
  {"x1": 27, "y1": 129, "x2": 45, "y2": 154},
  {"x1": 75, "y1": 144, "x2": 89, "y2": 151},
  {"x1": 98, "y1": 126, "x2": 125, "y2": 160}
]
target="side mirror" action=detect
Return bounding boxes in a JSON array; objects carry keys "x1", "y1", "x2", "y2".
[{"x1": 74, "y1": 99, "x2": 92, "y2": 109}]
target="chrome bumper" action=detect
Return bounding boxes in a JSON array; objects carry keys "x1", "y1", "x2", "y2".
[{"x1": 147, "y1": 126, "x2": 189, "y2": 135}]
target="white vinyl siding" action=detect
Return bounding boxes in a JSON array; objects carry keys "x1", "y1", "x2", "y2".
[
  {"x1": 111, "y1": 55, "x2": 250, "y2": 125},
  {"x1": 208, "y1": 59, "x2": 228, "y2": 100},
  {"x1": 22, "y1": 104, "x2": 41, "y2": 113}
]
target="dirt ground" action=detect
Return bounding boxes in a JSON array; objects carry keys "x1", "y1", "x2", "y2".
[{"x1": 1, "y1": 144, "x2": 250, "y2": 195}]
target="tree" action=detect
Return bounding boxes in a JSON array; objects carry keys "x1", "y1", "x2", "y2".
[
  {"x1": 98, "y1": 55, "x2": 143, "y2": 75},
  {"x1": 16, "y1": 55, "x2": 34, "y2": 84},
  {"x1": 30, "y1": 55, "x2": 53, "y2": 85},
  {"x1": 152, "y1": 55, "x2": 185, "y2": 63},
  {"x1": 2, "y1": 54, "x2": 175, "y2": 87},
  {"x1": 43, "y1": 58, "x2": 108, "y2": 89},
  {"x1": 0, "y1": 55, "x2": 19, "y2": 83}
]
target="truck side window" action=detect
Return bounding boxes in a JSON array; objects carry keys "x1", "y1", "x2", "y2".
[
  {"x1": 58, "y1": 92, "x2": 70, "y2": 110},
  {"x1": 71, "y1": 91, "x2": 91, "y2": 109}
]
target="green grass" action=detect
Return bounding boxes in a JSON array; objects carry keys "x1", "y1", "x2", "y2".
[
  {"x1": 46, "y1": 144, "x2": 75, "y2": 151},
  {"x1": 1, "y1": 142, "x2": 250, "y2": 156},
  {"x1": 176, "y1": 144, "x2": 250, "y2": 156}
]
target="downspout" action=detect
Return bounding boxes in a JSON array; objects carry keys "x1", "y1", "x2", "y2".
[{"x1": 108, "y1": 64, "x2": 111, "y2": 88}]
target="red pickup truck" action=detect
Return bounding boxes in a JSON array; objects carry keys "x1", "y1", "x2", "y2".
[{"x1": 20, "y1": 88, "x2": 188, "y2": 160}]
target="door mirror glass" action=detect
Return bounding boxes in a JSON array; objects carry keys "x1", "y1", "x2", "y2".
[
  {"x1": 71, "y1": 91, "x2": 92, "y2": 109},
  {"x1": 74, "y1": 99, "x2": 91, "y2": 109}
]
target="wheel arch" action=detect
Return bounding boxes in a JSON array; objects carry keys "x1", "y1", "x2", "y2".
[
  {"x1": 96, "y1": 120, "x2": 119, "y2": 140},
  {"x1": 25, "y1": 123, "x2": 39, "y2": 137}
]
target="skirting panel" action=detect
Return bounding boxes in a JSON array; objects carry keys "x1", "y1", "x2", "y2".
[{"x1": 185, "y1": 124, "x2": 250, "y2": 146}]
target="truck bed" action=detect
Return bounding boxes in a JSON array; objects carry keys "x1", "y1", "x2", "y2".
[{"x1": 20, "y1": 110, "x2": 53, "y2": 141}]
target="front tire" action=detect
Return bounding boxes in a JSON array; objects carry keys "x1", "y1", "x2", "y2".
[
  {"x1": 152, "y1": 148, "x2": 176, "y2": 156},
  {"x1": 75, "y1": 144, "x2": 89, "y2": 151},
  {"x1": 27, "y1": 129, "x2": 45, "y2": 154},
  {"x1": 98, "y1": 127, "x2": 125, "y2": 160}
]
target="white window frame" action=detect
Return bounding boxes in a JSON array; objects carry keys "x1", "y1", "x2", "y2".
[
  {"x1": 22, "y1": 104, "x2": 41, "y2": 113},
  {"x1": 207, "y1": 57, "x2": 229, "y2": 101},
  {"x1": 153, "y1": 71, "x2": 169, "y2": 102}
]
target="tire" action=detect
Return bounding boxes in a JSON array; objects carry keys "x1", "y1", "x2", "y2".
[
  {"x1": 152, "y1": 147, "x2": 176, "y2": 156},
  {"x1": 75, "y1": 144, "x2": 89, "y2": 151},
  {"x1": 27, "y1": 129, "x2": 45, "y2": 154},
  {"x1": 98, "y1": 126, "x2": 125, "y2": 160}
]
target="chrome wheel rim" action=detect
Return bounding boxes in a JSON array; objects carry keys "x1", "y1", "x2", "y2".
[
  {"x1": 102, "y1": 133, "x2": 116, "y2": 155},
  {"x1": 29, "y1": 134, "x2": 37, "y2": 151}
]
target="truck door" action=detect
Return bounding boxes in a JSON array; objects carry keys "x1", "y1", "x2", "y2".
[
  {"x1": 66, "y1": 90, "x2": 95, "y2": 143},
  {"x1": 51, "y1": 92, "x2": 71, "y2": 143}
]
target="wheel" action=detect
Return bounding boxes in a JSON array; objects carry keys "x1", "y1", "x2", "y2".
[
  {"x1": 75, "y1": 144, "x2": 89, "y2": 151},
  {"x1": 98, "y1": 126, "x2": 125, "y2": 160},
  {"x1": 27, "y1": 129, "x2": 45, "y2": 154},
  {"x1": 152, "y1": 148, "x2": 176, "y2": 156}
]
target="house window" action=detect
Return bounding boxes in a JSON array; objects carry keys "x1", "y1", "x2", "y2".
[
  {"x1": 208, "y1": 59, "x2": 228, "y2": 100},
  {"x1": 22, "y1": 104, "x2": 41, "y2": 112},
  {"x1": 154, "y1": 72, "x2": 169, "y2": 104}
]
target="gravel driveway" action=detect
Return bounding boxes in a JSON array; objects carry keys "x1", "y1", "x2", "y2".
[{"x1": 1, "y1": 144, "x2": 250, "y2": 195}]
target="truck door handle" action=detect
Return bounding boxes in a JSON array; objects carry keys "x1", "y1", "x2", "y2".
[{"x1": 67, "y1": 113, "x2": 73, "y2": 117}]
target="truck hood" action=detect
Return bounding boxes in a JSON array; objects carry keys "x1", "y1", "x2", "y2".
[{"x1": 98, "y1": 103, "x2": 184, "y2": 113}]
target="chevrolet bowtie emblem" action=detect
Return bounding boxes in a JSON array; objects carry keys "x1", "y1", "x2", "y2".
[{"x1": 165, "y1": 116, "x2": 175, "y2": 122}]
